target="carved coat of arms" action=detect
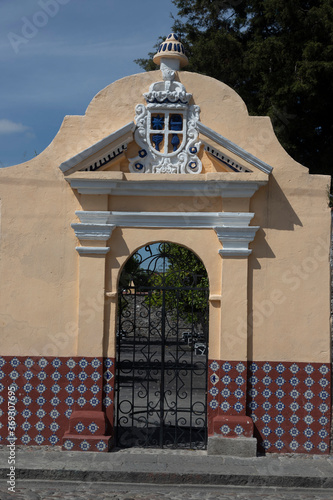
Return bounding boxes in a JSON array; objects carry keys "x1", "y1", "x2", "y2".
[{"x1": 129, "y1": 67, "x2": 202, "y2": 174}]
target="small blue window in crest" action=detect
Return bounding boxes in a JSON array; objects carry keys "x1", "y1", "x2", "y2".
[
  {"x1": 169, "y1": 114, "x2": 182, "y2": 131},
  {"x1": 152, "y1": 134, "x2": 163, "y2": 152},
  {"x1": 171, "y1": 134, "x2": 180, "y2": 152},
  {"x1": 152, "y1": 115, "x2": 164, "y2": 130}
]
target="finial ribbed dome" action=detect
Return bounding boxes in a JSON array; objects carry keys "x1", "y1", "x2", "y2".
[{"x1": 153, "y1": 33, "x2": 188, "y2": 68}]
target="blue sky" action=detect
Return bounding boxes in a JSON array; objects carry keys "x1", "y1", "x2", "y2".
[{"x1": 0, "y1": 0, "x2": 177, "y2": 168}]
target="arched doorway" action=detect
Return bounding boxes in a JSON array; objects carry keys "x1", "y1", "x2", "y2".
[{"x1": 115, "y1": 242, "x2": 209, "y2": 449}]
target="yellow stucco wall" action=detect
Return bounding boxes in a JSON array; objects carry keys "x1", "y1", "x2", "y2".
[
  {"x1": 0, "y1": 163, "x2": 79, "y2": 357},
  {"x1": 0, "y1": 70, "x2": 330, "y2": 363},
  {"x1": 249, "y1": 168, "x2": 331, "y2": 362}
]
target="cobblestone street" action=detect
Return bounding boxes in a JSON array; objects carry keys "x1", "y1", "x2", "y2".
[{"x1": 1, "y1": 481, "x2": 333, "y2": 500}]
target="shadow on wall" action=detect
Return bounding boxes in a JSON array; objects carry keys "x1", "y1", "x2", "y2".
[
  {"x1": 247, "y1": 174, "x2": 326, "y2": 361},
  {"x1": 265, "y1": 175, "x2": 303, "y2": 231},
  {"x1": 104, "y1": 228, "x2": 131, "y2": 353},
  {"x1": 249, "y1": 175, "x2": 303, "y2": 269}
]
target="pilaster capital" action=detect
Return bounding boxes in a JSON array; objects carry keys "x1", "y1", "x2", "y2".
[
  {"x1": 214, "y1": 225, "x2": 259, "y2": 257},
  {"x1": 75, "y1": 246, "x2": 110, "y2": 256},
  {"x1": 71, "y1": 223, "x2": 115, "y2": 242}
]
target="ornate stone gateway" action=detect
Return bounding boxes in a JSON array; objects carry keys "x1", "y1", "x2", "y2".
[
  {"x1": 1, "y1": 31, "x2": 331, "y2": 456},
  {"x1": 115, "y1": 242, "x2": 209, "y2": 449}
]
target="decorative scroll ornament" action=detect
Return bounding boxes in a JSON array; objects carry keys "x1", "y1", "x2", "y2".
[{"x1": 129, "y1": 34, "x2": 202, "y2": 174}]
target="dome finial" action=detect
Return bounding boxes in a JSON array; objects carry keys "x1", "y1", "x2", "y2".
[{"x1": 153, "y1": 33, "x2": 188, "y2": 70}]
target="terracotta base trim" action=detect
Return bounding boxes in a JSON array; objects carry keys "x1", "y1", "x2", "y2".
[
  {"x1": 62, "y1": 435, "x2": 113, "y2": 452},
  {"x1": 211, "y1": 415, "x2": 253, "y2": 438}
]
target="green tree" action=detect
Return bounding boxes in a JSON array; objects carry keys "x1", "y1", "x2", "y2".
[
  {"x1": 136, "y1": 0, "x2": 333, "y2": 192},
  {"x1": 147, "y1": 243, "x2": 209, "y2": 330},
  {"x1": 119, "y1": 243, "x2": 209, "y2": 331},
  {"x1": 119, "y1": 254, "x2": 150, "y2": 290}
]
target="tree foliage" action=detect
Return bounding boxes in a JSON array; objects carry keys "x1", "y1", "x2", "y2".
[
  {"x1": 119, "y1": 243, "x2": 209, "y2": 330},
  {"x1": 147, "y1": 243, "x2": 209, "y2": 329},
  {"x1": 136, "y1": 0, "x2": 333, "y2": 191},
  {"x1": 119, "y1": 253, "x2": 150, "y2": 290}
]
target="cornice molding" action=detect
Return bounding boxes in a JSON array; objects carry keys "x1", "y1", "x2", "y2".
[
  {"x1": 75, "y1": 211, "x2": 255, "y2": 228},
  {"x1": 67, "y1": 178, "x2": 267, "y2": 198},
  {"x1": 203, "y1": 143, "x2": 252, "y2": 173},
  {"x1": 72, "y1": 211, "x2": 259, "y2": 257},
  {"x1": 197, "y1": 122, "x2": 273, "y2": 175},
  {"x1": 58, "y1": 121, "x2": 272, "y2": 178},
  {"x1": 59, "y1": 121, "x2": 135, "y2": 174}
]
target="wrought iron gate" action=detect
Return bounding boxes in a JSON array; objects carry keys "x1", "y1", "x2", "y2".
[{"x1": 115, "y1": 242, "x2": 209, "y2": 449}]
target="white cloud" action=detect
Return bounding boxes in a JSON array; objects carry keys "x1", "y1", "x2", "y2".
[{"x1": 0, "y1": 119, "x2": 30, "y2": 134}]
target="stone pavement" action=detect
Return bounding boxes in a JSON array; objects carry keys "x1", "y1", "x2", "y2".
[
  {"x1": 1, "y1": 481, "x2": 333, "y2": 500},
  {"x1": 0, "y1": 447, "x2": 333, "y2": 495}
]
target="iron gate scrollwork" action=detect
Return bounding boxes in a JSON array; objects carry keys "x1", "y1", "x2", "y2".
[{"x1": 115, "y1": 242, "x2": 209, "y2": 449}]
